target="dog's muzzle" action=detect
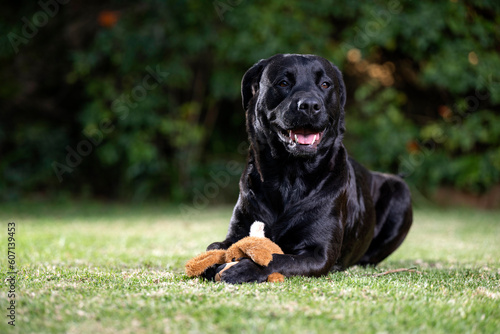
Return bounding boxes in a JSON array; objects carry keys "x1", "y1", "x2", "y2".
[{"x1": 272, "y1": 93, "x2": 329, "y2": 156}]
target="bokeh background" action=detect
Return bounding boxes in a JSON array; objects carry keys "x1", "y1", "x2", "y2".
[{"x1": 1, "y1": 0, "x2": 499, "y2": 208}]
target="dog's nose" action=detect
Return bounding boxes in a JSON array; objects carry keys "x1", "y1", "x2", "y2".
[{"x1": 298, "y1": 97, "x2": 322, "y2": 114}]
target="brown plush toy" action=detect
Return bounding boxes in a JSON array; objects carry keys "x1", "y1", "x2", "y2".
[{"x1": 185, "y1": 222, "x2": 285, "y2": 283}]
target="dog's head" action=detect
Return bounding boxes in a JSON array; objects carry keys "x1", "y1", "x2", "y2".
[{"x1": 242, "y1": 54, "x2": 346, "y2": 158}]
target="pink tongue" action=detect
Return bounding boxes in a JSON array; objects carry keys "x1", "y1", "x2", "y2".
[{"x1": 296, "y1": 133, "x2": 317, "y2": 145}]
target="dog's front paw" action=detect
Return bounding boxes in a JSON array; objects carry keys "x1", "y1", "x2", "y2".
[
  {"x1": 200, "y1": 264, "x2": 223, "y2": 281},
  {"x1": 219, "y1": 258, "x2": 269, "y2": 284}
]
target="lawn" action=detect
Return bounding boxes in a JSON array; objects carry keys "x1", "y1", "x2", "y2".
[{"x1": 0, "y1": 201, "x2": 499, "y2": 333}]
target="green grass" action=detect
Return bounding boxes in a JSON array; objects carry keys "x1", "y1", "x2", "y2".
[{"x1": 1, "y1": 201, "x2": 499, "y2": 333}]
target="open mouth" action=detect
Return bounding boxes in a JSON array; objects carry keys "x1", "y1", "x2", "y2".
[{"x1": 278, "y1": 128, "x2": 324, "y2": 148}]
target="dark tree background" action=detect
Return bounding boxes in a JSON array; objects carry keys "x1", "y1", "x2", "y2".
[{"x1": 1, "y1": 0, "x2": 499, "y2": 206}]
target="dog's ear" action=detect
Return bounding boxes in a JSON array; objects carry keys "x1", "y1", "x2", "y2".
[
  {"x1": 330, "y1": 62, "x2": 347, "y2": 109},
  {"x1": 241, "y1": 59, "x2": 268, "y2": 110}
]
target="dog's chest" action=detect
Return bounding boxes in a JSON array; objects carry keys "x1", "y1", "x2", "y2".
[
  {"x1": 261, "y1": 166, "x2": 313, "y2": 212},
  {"x1": 277, "y1": 177, "x2": 306, "y2": 206}
]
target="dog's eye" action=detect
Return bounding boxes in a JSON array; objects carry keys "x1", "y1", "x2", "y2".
[
  {"x1": 278, "y1": 80, "x2": 289, "y2": 87},
  {"x1": 321, "y1": 82, "x2": 331, "y2": 89}
]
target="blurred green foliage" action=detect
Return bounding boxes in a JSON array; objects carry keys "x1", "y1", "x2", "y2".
[{"x1": 0, "y1": 0, "x2": 499, "y2": 201}]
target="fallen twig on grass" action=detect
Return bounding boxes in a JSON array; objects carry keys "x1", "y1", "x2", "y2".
[{"x1": 366, "y1": 267, "x2": 422, "y2": 277}]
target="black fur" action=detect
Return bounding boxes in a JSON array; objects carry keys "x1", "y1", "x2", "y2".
[{"x1": 206, "y1": 54, "x2": 413, "y2": 284}]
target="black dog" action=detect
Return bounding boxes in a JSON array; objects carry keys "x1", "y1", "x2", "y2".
[{"x1": 206, "y1": 54, "x2": 412, "y2": 283}]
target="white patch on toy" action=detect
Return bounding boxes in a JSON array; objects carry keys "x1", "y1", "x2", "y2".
[{"x1": 250, "y1": 221, "x2": 265, "y2": 238}]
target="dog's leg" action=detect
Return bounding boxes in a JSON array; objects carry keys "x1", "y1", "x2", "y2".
[
  {"x1": 219, "y1": 243, "x2": 341, "y2": 284},
  {"x1": 356, "y1": 174, "x2": 413, "y2": 266}
]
